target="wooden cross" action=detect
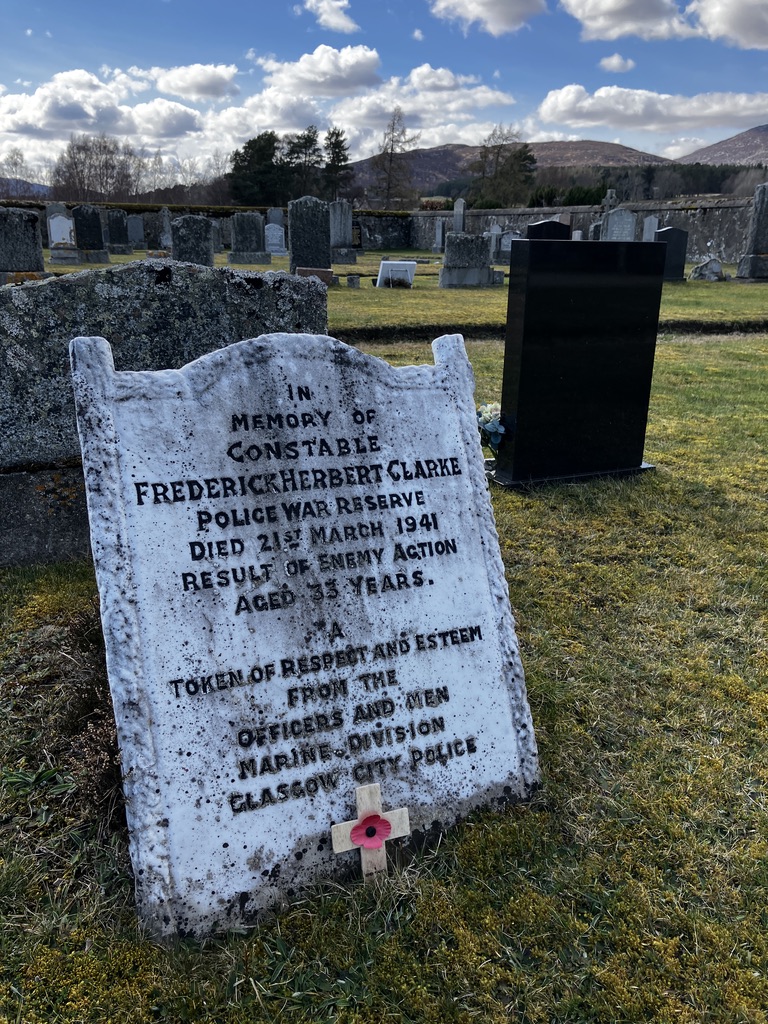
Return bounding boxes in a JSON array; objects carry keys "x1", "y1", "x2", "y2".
[{"x1": 331, "y1": 783, "x2": 411, "y2": 880}]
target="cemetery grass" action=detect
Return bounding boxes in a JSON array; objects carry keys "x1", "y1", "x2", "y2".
[
  {"x1": 1, "y1": 335, "x2": 767, "y2": 1023},
  {"x1": 42, "y1": 250, "x2": 768, "y2": 337}
]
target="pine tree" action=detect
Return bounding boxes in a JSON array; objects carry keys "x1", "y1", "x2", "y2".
[{"x1": 323, "y1": 125, "x2": 353, "y2": 200}]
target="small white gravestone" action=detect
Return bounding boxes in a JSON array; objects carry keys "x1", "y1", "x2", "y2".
[
  {"x1": 70, "y1": 332, "x2": 538, "y2": 938},
  {"x1": 376, "y1": 261, "x2": 416, "y2": 287}
]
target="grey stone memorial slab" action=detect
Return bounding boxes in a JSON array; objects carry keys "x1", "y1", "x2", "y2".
[
  {"x1": 228, "y1": 212, "x2": 271, "y2": 265},
  {"x1": 642, "y1": 216, "x2": 659, "y2": 242},
  {"x1": 265, "y1": 223, "x2": 288, "y2": 256},
  {"x1": 737, "y1": 183, "x2": 768, "y2": 279},
  {"x1": 288, "y1": 196, "x2": 331, "y2": 275},
  {"x1": 1, "y1": 262, "x2": 328, "y2": 567},
  {"x1": 267, "y1": 208, "x2": 285, "y2": 227},
  {"x1": 602, "y1": 208, "x2": 637, "y2": 242},
  {"x1": 330, "y1": 201, "x2": 356, "y2": 264},
  {"x1": 588, "y1": 221, "x2": 602, "y2": 241},
  {"x1": 330, "y1": 200, "x2": 353, "y2": 247},
  {"x1": 439, "y1": 233, "x2": 496, "y2": 288},
  {"x1": 432, "y1": 218, "x2": 445, "y2": 254},
  {"x1": 69, "y1": 330, "x2": 539, "y2": 937},
  {"x1": 172, "y1": 215, "x2": 215, "y2": 267},
  {"x1": 211, "y1": 220, "x2": 223, "y2": 254},
  {"x1": 128, "y1": 214, "x2": 146, "y2": 249},
  {"x1": 144, "y1": 209, "x2": 173, "y2": 251},
  {"x1": 73, "y1": 205, "x2": 110, "y2": 262},
  {"x1": 0, "y1": 207, "x2": 44, "y2": 273},
  {"x1": 655, "y1": 226, "x2": 688, "y2": 281},
  {"x1": 453, "y1": 198, "x2": 466, "y2": 234}
]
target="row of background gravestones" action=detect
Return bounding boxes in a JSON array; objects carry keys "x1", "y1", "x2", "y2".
[
  {"x1": 4, "y1": 184, "x2": 768, "y2": 279},
  {"x1": 0, "y1": 197, "x2": 360, "y2": 275}
]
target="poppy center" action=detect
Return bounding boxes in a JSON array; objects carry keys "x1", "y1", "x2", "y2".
[{"x1": 365, "y1": 825, "x2": 377, "y2": 838}]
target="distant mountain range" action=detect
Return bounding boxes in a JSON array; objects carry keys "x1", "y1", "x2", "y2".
[{"x1": 351, "y1": 124, "x2": 768, "y2": 195}]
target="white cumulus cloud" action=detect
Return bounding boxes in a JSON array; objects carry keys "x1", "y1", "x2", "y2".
[
  {"x1": 599, "y1": 53, "x2": 636, "y2": 72},
  {"x1": 256, "y1": 44, "x2": 381, "y2": 96},
  {"x1": 538, "y1": 83, "x2": 768, "y2": 132},
  {"x1": 303, "y1": 0, "x2": 360, "y2": 33},
  {"x1": 560, "y1": 0, "x2": 698, "y2": 40},
  {"x1": 131, "y1": 98, "x2": 203, "y2": 137},
  {"x1": 148, "y1": 63, "x2": 240, "y2": 101},
  {"x1": 686, "y1": 0, "x2": 768, "y2": 48},
  {"x1": 428, "y1": 0, "x2": 547, "y2": 36}
]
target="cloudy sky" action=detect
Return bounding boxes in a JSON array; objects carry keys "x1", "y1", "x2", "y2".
[{"x1": 1, "y1": 0, "x2": 767, "y2": 175}]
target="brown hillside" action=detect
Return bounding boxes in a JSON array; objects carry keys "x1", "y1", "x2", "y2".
[
  {"x1": 350, "y1": 139, "x2": 668, "y2": 196},
  {"x1": 679, "y1": 125, "x2": 768, "y2": 165}
]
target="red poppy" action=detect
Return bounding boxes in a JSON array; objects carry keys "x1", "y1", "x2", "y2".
[{"x1": 350, "y1": 813, "x2": 392, "y2": 850}]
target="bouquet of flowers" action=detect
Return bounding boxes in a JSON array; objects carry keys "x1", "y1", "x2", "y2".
[{"x1": 477, "y1": 402, "x2": 505, "y2": 452}]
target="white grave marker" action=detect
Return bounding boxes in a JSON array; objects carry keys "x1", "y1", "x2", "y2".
[
  {"x1": 376, "y1": 261, "x2": 416, "y2": 287},
  {"x1": 70, "y1": 332, "x2": 539, "y2": 938}
]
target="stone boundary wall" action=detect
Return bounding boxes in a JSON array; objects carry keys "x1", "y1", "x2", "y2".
[
  {"x1": 2, "y1": 197, "x2": 754, "y2": 262},
  {"x1": 408, "y1": 198, "x2": 753, "y2": 263}
]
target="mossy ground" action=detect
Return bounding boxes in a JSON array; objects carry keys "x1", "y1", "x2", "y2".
[{"x1": 1, "y1": 320, "x2": 767, "y2": 1020}]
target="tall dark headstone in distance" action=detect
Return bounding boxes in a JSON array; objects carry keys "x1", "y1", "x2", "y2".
[{"x1": 493, "y1": 239, "x2": 666, "y2": 486}]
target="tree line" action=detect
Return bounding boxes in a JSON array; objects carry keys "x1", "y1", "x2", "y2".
[{"x1": 1, "y1": 118, "x2": 763, "y2": 209}]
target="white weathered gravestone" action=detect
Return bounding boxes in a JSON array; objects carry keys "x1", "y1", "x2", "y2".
[
  {"x1": 376, "y1": 260, "x2": 416, "y2": 287},
  {"x1": 70, "y1": 332, "x2": 539, "y2": 938}
]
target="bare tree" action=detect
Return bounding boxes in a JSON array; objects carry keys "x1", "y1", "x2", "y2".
[
  {"x1": 370, "y1": 106, "x2": 421, "y2": 209},
  {"x1": 51, "y1": 133, "x2": 143, "y2": 202}
]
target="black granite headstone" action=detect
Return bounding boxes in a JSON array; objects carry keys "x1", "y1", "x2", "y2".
[
  {"x1": 72, "y1": 205, "x2": 104, "y2": 250},
  {"x1": 654, "y1": 226, "x2": 688, "y2": 281},
  {"x1": 526, "y1": 219, "x2": 571, "y2": 240},
  {"x1": 493, "y1": 239, "x2": 665, "y2": 486}
]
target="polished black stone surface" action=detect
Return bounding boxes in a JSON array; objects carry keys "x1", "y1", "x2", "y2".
[
  {"x1": 493, "y1": 239, "x2": 666, "y2": 486},
  {"x1": 526, "y1": 218, "x2": 571, "y2": 240},
  {"x1": 655, "y1": 226, "x2": 688, "y2": 281}
]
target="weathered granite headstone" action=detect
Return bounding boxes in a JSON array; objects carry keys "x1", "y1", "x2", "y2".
[
  {"x1": 736, "y1": 182, "x2": 768, "y2": 279},
  {"x1": 73, "y1": 205, "x2": 109, "y2": 262},
  {"x1": 690, "y1": 257, "x2": 726, "y2": 281},
  {"x1": 526, "y1": 219, "x2": 570, "y2": 240},
  {"x1": 1, "y1": 261, "x2": 327, "y2": 567},
  {"x1": 439, "y1": 233, "x2": 496, "y2": 288},
  {"x1": 602, "y1": 208, "x2": 637, "y2": 242},
  {"x1": 107, "y1": 209, "x2": 133, "y2": 254},
  {"x1": 492, "y1": 239, "x2": 665, "y2": 485},
  {"x1": 487, "y1": 222, "x2": 503, "y2": 260},
  {"x1": 69, "y1": 330, "x2": 539, "y2": 937},
  {"x1": 0, "y1": 207, "x2": 45, "y2": 282},
  {"x1": 220, "y1": 217, "x2": 232, "y2": 250},
  {"x1": 432, "y1": 218, "x2": 446, "y2": 254},
  {"x1": 265, "y1": 223, "x2": 288, "y2": 256},
  {"x1": 228, "y1": 212, "x2": 270, "y2": 265},
  {"x1": 172, "y1": 215, "x2": 215, "y2": 267},
  {"x1": 572, "y1": 230, "x2": 583, "y2": 241},
  {"x1": 642, "y1": 216, "x2": 659, "y2": 242},
  {"x1": 655, "y1": 226, "x2": 688, "y2": 281},
  {"x1": 588, "y1": 221, "x2": 602, "y2": 241},
  {"x1": 267, "y1": 208, "x2": 285, "y2": 227},
  {"x1": 127, "y1": 214, "x2": 146, "y2": 249},
  {"x1": 330, "y1": 200, "x2": 356, "y2": 264},
  {"x1": 211, "y1": 220, "x2": 223, "y2": 254},
  {"x1": 47, "y1": 203, "x2": 80, "y2": 263},
  {"x1": 144, "y1": 208, "x2": 173, "y2": 251},
  {"x1": 453, "y1": 198, "x2": 466, "y2": 234},
  {"x1": 288, "y1": 196, "x2": 331, "y2": 275}
]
